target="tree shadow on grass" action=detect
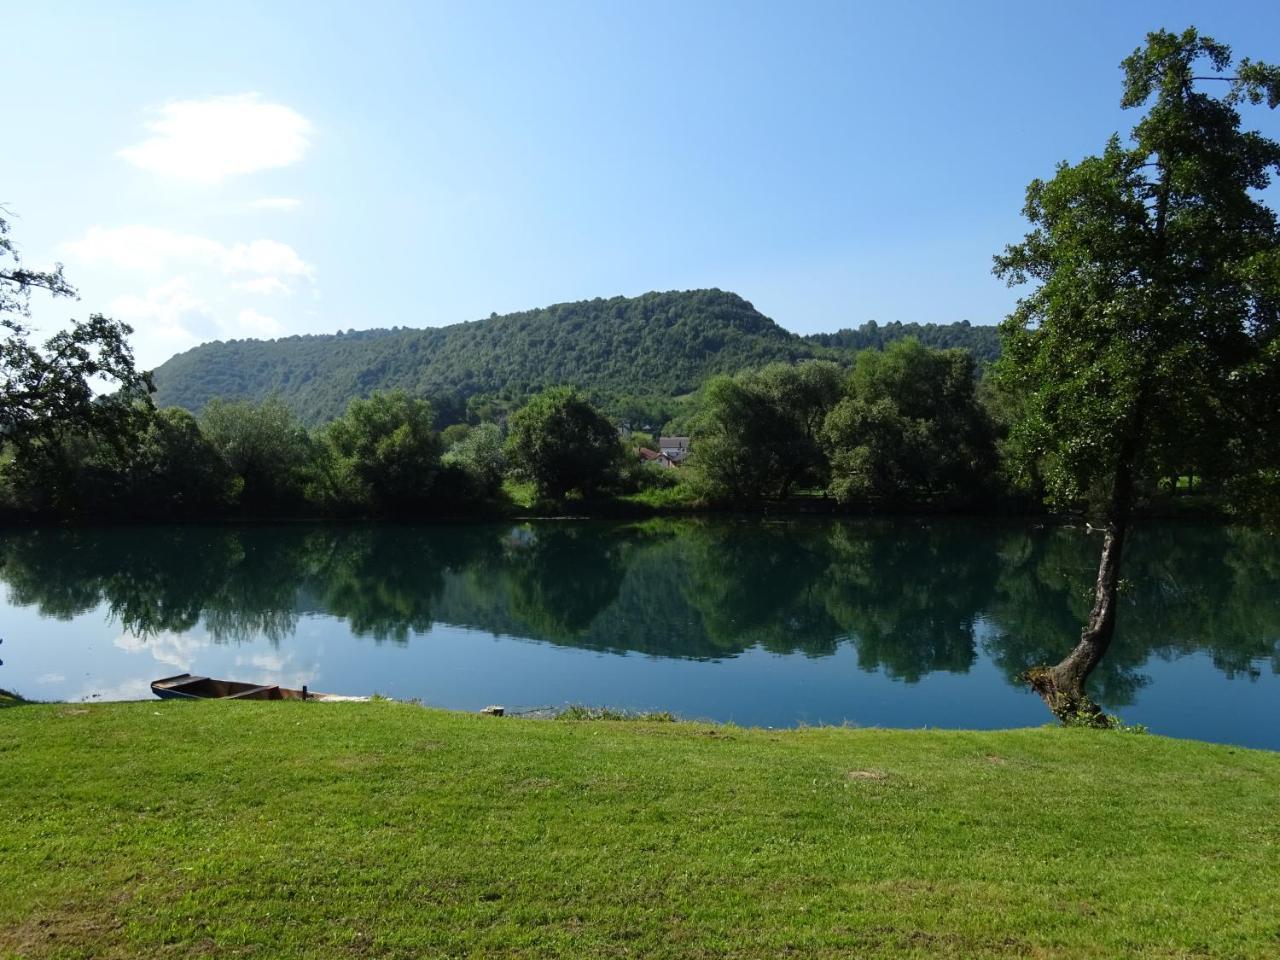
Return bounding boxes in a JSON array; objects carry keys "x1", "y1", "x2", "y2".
[{"x1": 0, "y1": 688, "x2": 34, "y2": 708}]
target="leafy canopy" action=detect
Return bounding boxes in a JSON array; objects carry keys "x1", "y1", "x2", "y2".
[
  {"x1": 823, "y1": 339, "x2": 997, "y2": 504},
  {"x1": 504, "y1": 386, "x2": 621, "y2": 501},
  {"x1": 993, "y1": 27, "x2": 1280, "y2": 520},
  {"x1": 688, "y1": 361, "x2": 843, "y2": 504},
  {"x1": 148, "y1": 289, "x2": 1001, "y2": 428},
  {"x1": 319, "y1": 391, "x2": 442, "y2": 511},
  {"x1": 200, "y1": 397, "x2": 312, "y2": 512},
  {"x1": 1, "y1": 213, "x2": 153, "y2": 458}
]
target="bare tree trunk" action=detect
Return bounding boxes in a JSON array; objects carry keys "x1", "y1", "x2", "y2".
[{"x1": 1025, "y1": 466, "x2": 1133, "y2": 726}]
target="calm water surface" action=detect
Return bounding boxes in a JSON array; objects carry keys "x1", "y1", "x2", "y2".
[{"x1": 2, "y1": 518, "x2": 1277, "y2": 749}]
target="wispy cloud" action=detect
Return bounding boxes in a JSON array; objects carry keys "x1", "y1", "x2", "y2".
[
  {"x1": 64, "y1": 225, "x2": 315, "y2": 288},
  {"x1": 115, "y1": 630, "x2": 209, "y2": 671},
  {"x1": 62, "y1": 225, "x2": 317, "y2": 365},
  {"x1": 108, "y1": 277, "x2": 216, "y2": 356},
  {"x1": 119, "y1": 94, "x2": 312, "y2": 183}
]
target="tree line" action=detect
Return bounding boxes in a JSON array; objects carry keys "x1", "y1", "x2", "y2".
[{"x1": 0, "y1": 326, "x2": 1004, "y2": 521}]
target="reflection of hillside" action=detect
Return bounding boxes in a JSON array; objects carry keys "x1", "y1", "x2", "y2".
[{"x1": 1, "y1": 520, "x2": 1277, "y2": 699}]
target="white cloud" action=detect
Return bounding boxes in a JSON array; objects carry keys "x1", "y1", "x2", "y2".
[
  {"x1": 60, "y1": 226, "x2": 317, "y2": 365},
  {"x1": 233, "y1": 651, "x2": 317, "y2": 691},
  {"x1": 64, "y1": 225, "x2": 223, "y2": 273},
  {"x1": 249, "y1": 197, "x2": 302, "y2": 210},
  {"x1": 119, "y1": 94, "x2": 312, "y2": 183},
  {"x1": 108, "y1": 279, "x2": 287, "y2": 359},
  {"x1": 221, "y1": 238, "x2": 314, "y2": 281},
  {"x1": 115, "y1": 630, "x2": 209, "y2": 671},
  {"x1": 109, "y1": 277, "x2": 213, "y2": 356},
  {"x1": 64, "y1": 225, "x2": 314, "y2": 289},
  {"x1": 234, "y1": 276, "x2": 292, "y2": 296}
]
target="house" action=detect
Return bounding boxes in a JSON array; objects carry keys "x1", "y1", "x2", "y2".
[
  {"x1": 638, "y1": 447, "x2": 678, "y2": 469},
  {"x1": 658, "y1": 436, "x2": 691, "y2": 464}
]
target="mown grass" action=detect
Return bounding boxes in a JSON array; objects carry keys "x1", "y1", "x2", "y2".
[{"x1": 2, "y1": 701, "x2": 1278, "y2": 958}]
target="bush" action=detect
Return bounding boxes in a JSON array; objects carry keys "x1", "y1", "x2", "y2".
[{"x1": 504, "y1": 387, "x2": 622, "y2": 501}]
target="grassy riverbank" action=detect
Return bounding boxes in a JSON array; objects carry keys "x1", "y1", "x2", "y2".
[{"x1": 3, "y1": 702, "x2": 1278, "y2": 958}]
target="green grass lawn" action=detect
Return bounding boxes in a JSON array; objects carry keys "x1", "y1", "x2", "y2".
[{"x1": 2, "y1": 701, "x2": 1278, "y2": 959}]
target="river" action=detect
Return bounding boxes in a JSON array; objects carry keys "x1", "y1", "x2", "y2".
[{"x1": 2, "y1": 518, "x2": 1276, "y2": 747}]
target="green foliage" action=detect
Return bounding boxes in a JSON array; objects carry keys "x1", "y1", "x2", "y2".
[
  {"x1": 200, "y1": 397, "x2": 313, "y2": 514},
  {"x1": 318, "y1": 391, "x2": 442, "y2": 512},
  {"x1": 688, "y1": 361, "x2": 843, "y2": 504},
  {"x1": 151, "y1": 290, "x2": 811, "y2": 425},
  {"x1": 0, "y1": 212, "x2": 76, "y2": 316},
  {"x1": 993, "y1": 28, "x2": 1280, "y2": 518},
  {"x1": 149, "y1": 289, "x2": 1000, "y2": 428},
  {"x1": 118, "y1": 407, "x2": 240, "y2": 517},
  {"x1": 442, "y1": 421, "x2": 506, "y2": 499},
  {"x1": 504, "y1": 387, "x2": 622, "y2": 501},
  {"x1": 0, "y1": 213, "x2": 155, "y2": 516},
  {"x1": 822, "y1": 339, "x2": 998, "y2": 504},
  {"x1": 439, "y1": 422, "x2": 472, "y2": 449},
  {"x1": 3, "y1": 519, "x2": 1277, "y2": 688},
  {"x1": 806, "y1": 318, "x2": 1001, "y2": 361}
]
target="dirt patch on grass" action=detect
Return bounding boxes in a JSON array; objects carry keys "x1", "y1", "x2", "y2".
[
  {"x1": 846, "y1": 769, "x2": 889, "y2": 782},
  {"x1": 1, "y1": 899, "x2": 128, "y2": 958}
]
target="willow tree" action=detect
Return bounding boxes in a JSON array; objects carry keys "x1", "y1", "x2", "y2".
[{"x1": 994, "y1": 28, "x2": 1280, "y2": 722}]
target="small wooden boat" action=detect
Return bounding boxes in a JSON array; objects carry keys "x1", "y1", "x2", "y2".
[{"x1": 151, "y1": 673, "x2": 365, "y2": 702}]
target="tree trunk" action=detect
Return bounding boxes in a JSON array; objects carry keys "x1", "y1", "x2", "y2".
[{"x1": 1025, "y1": 470, "x2": 1133, "y2": 726}]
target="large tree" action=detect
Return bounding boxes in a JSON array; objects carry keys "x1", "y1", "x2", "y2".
[
  {"x1": 504, "y1": 386, "x2": 621, "y2": 501},
  {"x1": 994, "y1": 28, "x2": 1280, "y2": 722},
  {"x1": 319, "y1": 391, "x2": 442, "y2": 512},
  {"x1": 201, "y1": 397, "x2": 313, "y2": 514},
  {"x1": 823, "y1": 339, "x2": 996, "y2": 505},
  {"x1": 689, "y1": 361, "x2": 843, "y2": 504},
  {"x1": 1, "y1": 213, "x2": 153, "y2": 513}
]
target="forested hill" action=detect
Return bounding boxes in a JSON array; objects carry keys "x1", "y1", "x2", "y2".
[
  {"x1": 151, "y1": 289, "x2": 999, "y2": 425},
  {"x1": 804, "y1": 319, "x2": 1002, "y2": 361}
]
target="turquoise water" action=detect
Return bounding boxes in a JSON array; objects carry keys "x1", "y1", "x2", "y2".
[{"x1": 1, "y1": 519, "x2": 1277, "y2": 748}]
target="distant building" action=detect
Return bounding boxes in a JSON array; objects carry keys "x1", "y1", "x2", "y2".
[
  {"x1": 658, "y1": 436, "x2": 691, "y2": 463},
  {"x1": 638, "y1": 447, "x2": 678, "y2": 469}
]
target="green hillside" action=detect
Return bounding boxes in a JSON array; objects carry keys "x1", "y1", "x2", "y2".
[
  {"x1": 151, "y1": 289, "x2": 998, "y2": 425},
  {"x1": 804, "y1": 318, "x2": 1002, "y2": 361}
]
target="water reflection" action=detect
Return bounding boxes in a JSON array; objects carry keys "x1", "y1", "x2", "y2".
[{"x1": 2, "y1": 519, "x2": 1278, "y2": 711}]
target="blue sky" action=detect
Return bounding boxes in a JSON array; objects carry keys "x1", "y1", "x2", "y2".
[{"x1": 5, "y1": 1, "x2": 1279, "y2": 367}]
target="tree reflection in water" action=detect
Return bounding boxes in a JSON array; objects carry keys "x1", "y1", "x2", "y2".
[{"x1": 1, "y1": 519, "x2": 1276, "y2": 708}]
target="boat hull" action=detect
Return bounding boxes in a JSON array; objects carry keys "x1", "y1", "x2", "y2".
[{"x1": 150, "y1": 673, "x2": 362, "y2": 702}]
